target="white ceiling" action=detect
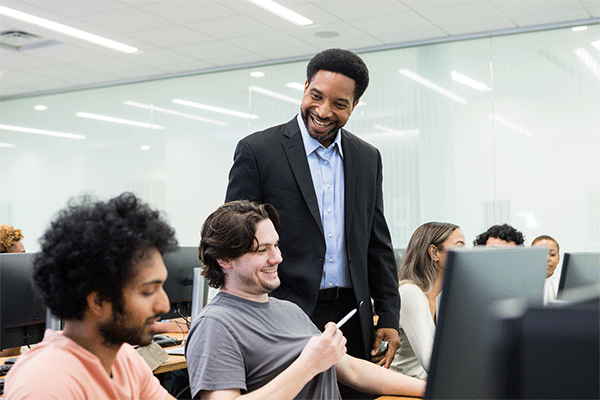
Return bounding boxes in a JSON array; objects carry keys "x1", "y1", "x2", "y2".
[{"x1": 0, "y1": 0, "x2": 598, "y2": 100}]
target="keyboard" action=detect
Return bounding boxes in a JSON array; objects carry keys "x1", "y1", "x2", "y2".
[
  {"x1": 0, "y1": 364, "x2": 11, "y2": 376},
  {"x1": 152, "y1": 336, "x2": 183, "y2": 348}
]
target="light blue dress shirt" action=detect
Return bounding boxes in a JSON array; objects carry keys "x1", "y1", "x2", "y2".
[{"x1": 297, "y1": 114, "x2": 351, "y2": 289}]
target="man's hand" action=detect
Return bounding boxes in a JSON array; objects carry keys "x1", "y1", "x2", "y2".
[
  {"x1": 298, "y1": 322, "x2": 347, "y2": 375},
  {"x1": 370, "y1": 328, "x2": 400, "y2": 368}
]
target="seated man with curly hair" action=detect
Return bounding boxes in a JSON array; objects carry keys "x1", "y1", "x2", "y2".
[
  {"x1": 0, "y1": 224, "x2": 25, "y2": 253},
  {"x1": 473, "y1": 223, "x2": 525, "y2": 247},
  {"x1": 4, "y1": 192, "x2": 179, "y2": 400}
]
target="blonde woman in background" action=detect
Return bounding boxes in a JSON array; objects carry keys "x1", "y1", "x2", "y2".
[
  {"x1": 0, "y1": 224, "x2": 25, "y2": 253},
  {"x1": 0, "y1": 225, "x2": 25, "y2": 357},
  {"x1": 531, "y1": 235, "x2": 560, "y2": 305},
  {"x1": 390, "y1": 222, "x2": 465, "y2": 379}
]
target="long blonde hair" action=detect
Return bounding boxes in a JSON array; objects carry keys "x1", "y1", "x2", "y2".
[{"x1": 399, "y1": 222, "x2": 459, "y2": 292}]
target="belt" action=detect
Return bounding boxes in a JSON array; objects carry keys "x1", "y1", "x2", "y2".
[{"x1": 318, "y1": 287, "x2": 352, "y2": 301}]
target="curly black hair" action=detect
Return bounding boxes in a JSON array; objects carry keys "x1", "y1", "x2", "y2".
[
  {"x1": 33, "y1": 192, "x2": 178, "y2": 320},
  {"x1": 306, "y1": 48, "x2": 369, "y2": 101},
  {"x1": 200, "y1": 200, "x2": 280, "y2": 289},
  {"x1": 473, "y1": 223, "x2": 525, "y2": 246}
]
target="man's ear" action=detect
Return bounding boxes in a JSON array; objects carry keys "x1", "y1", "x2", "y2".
[
  {"x1": 428, "y1": 244, "x2": 440, "y2": 262},
  {"x1": 217, "y1": 258, "x2": 232, "y2": 270},
  {"x1": 86, "y1": 291, "x2": 110, "y2": 318}
]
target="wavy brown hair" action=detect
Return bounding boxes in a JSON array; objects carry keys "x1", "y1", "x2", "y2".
[{"x1": 399, "y1": 222, "x2": 460, "y2": 292}]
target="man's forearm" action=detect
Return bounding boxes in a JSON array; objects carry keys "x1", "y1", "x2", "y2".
[{"x1": 337, "y1": 355, "x2": 426, "y2": 397}]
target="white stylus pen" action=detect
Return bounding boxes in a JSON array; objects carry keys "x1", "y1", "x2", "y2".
[{"x1": 336, "y1": 301, "x2": 364, "y2": 328}]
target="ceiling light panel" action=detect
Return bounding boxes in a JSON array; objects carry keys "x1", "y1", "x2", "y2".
[
  {"x1": 246, "y1": 0, "x2": 313, "y2": 26},
  {"x1": 124, "y1": 101, "x2": 228, "y2": 126},
  {"x1": 398, "y1": 69, "x2": 467, "y2": 104},
  {"x1": 172, "y1": 99, "x2": 258, "y2": 119},
  {"x1": 0, "y1": 5, "x2": 138, "y2": 53}
]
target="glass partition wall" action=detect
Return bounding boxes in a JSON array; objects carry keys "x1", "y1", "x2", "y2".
[{"x1": 1, "y1": 25, "x2": 598, "y2": 260}]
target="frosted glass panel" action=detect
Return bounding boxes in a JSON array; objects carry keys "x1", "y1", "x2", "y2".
[{"x1": 1, "y1": 25, "x2": 598, "y2": 256}]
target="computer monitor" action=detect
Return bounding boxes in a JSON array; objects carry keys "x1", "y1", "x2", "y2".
[
  {"x1": 424, "y1": 247, "x2": 547, "y2": 399},
  {"x1": 558, "y1": 252, "x2": 600, "y2": 295},
  {"x1": 487, "y1": 286, "x2": 599, "y2": 399},
  {"x1": 161, "y1": 246, "x2": 206, "y2": 320},
  {"x1": 0, "y1": 252, "x2": 46, "y2": 350}
]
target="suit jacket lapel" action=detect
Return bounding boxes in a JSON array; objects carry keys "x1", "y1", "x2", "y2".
[
  {"x1": 282, "y1": 119, "x2": 324, "y2": 235},
  {"x1": 341, "y1": 130, "x2": 357, "y2": 232}
]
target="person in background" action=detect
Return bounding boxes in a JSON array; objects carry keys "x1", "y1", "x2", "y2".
[
  {"x1": 225, "y1": 49, "x2": 400, "y2": 399},
  {"x1": 473, "y1": 223, "x2": 525, "y2": 247},
  {"x1": 0, "y1": 225, "x2": 26, "y2": 357},
  {"x1": 0, "y1": 224, "x2": 25, "y2": 253},
  {"x1": 4, "y1": 192, "x2": 179, "y2": 400},
  {"x1": 531, "y1": 235, "x2": 560, "y2": 305},
  {"x1": 390, "y1": 222, "x2": 465, "y2": 379},
  {"x1": 186, "y1": 200, "x2": 425, "y2": 400}
]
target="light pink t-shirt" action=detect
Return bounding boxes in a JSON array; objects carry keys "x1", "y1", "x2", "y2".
[{"x1": 4, "y1": 330, "x2": 168, "y2": 400}]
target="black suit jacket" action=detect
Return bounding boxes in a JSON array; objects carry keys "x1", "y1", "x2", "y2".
[{"x1": 225, "y1": 117, "x2": 400, "y2": 357}]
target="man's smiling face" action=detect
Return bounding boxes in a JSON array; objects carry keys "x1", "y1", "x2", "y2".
[{"x1": 301, "y1": 70, "x2": 358, "y2": 148}]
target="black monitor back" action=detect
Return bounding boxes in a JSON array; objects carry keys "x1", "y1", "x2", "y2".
[
  {"x1": 161, "y1": 246, "x2": 201, "y2": 319},
  {"x1": 0, "y1": 252, "x2": 46, "y2": 350},
  {"x1": 425, "y1": 247, "x2": 547, "y2": 399},
  {"x1": 558, "y1": 252, "x2": 600, "y2": 295},
  {"x1": 488, "y1": 289, "x2": 599, "y2": 399}
]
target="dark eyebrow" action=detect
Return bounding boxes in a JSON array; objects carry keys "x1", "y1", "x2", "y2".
[
  {"x1": 139, "y1": 279, "x2": 164, "y2": 287},
  {"x1": 309, "y1": 88, "x2": 351, "y2": 106}
]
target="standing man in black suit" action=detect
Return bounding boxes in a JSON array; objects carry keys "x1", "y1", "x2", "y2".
[{"x1": 225, "y1": 48, "x2": 400, "y2": 398}]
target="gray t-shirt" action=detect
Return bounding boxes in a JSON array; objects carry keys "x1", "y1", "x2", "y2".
[{"x1": 185, "y1": 291, "x2": 340, "y2": 399}]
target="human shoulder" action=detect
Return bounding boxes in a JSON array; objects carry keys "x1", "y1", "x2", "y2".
[
  {"x1": 241, "y1": 118, "x2": 297, "y2": 146},
  {"x1": 399, "y1": 282, "x2": 428, "y2": 305}
]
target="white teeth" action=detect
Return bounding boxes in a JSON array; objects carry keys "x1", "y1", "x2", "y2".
[{"x1": 312, "y1": 115, "x2": 330, "y2": 128}]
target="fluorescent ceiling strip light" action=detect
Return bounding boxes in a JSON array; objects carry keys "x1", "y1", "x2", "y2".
[
  {"x1": 490, "y1": 115, "x2": 532, "y2": 136},
  {"x1": 124, "y1": 101, "x2": 228, "y2": 126},
  {"x1": 249, "y1": 86, "x2": 301, "y2": 105},
  {"x1": 373, "y1": 125, "x2": 419, "y2": 136},
  {"x1": 0, "y1": 124, "x2": 85, "y2": 139},
  {"x1": 246, "y1": 0, "x2": 313, "y2": 26},
  {"x1": 572, "y1": 26, "x2": 588, "y2": 32},
  {"x1": 451, "y1": 71, "x2": 491, "y2": 91},
  {"x1": 76, "y1": 112, "x2": 164, "y2": 129},
  {"x1": 398, "y1": 69, "x2": 467, "y2": 104},
  {"x1": 172, "y1": 99, "x2": 258, "y2": 119},
  {"x1": 591, "y1": 40, "x2": 600, "y2": 52},
  {"x1": 0, "y1": 5, "x2": 138, "y2": 53},
  {"x1": 286, "y1": 82, "x2": 305, "y2": 91},
  {"x1": 0, "y1": 142, "x2": 17, "y2": 148},
  {"x1": 574, "y1": 48, "x2": 600, "y2": 79}
]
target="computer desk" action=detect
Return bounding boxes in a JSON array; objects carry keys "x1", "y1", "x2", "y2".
[{"x1": 154, "y1": 331, "x2": 187, "y2": 375}]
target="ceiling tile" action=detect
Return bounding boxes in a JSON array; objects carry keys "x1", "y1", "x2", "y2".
[
  {"x1": 20, "y1": 0, "x2": 128, "y2": 18},
  {"x1": 128, "y1": 49, "x2": 200, "y2": 69},
  {"x1": 77, "y1": 8, "x2": 172, "y2": 34},
  {"x1": 312, "y1": 0, "x2": 411, "y2": 20},
  {"x1": 184, "y1": 14, "x2": 273, "y2": 40},
  {"x1": 136, "y1": 1, "x2": 238, "y2": 24},
  {"x1": 171, "y1": 40, "x2": 249, "y2": 61},
  {"x1": 125, "y1": 25, "x2": 214, "y2": 48}
]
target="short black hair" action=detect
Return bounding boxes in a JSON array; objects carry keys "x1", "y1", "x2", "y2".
[
  {"x1": 473, "y1": 223, "x2": 525, "y2": 246},
  {"x1": 33, "y1": 192, "x2": 178, "y2": 320},
  {"x1": 200, "y1": 200, "x2": 280, "y2": 289},
  {"x1": 306, "y1": 48, "x2": 369, "y2": 101}
]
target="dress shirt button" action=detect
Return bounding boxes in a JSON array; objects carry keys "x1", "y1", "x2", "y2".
[
  {"x1": 328, "y1": 233, "x2": 333, "y2": 238},
  {"x1": 328, "y1": 282, "x2": 333, "y2": 287},
  {"x1": 329, "y1": 258, "x2": 334, "y2": 263},
  {"x1": 326, "y1": 209, "x2": 331, "y2": 213}
]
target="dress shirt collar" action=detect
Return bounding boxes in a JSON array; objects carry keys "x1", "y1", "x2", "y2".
[{"x1": 296, "y1": 114, "x2": 344, "y2": 159}]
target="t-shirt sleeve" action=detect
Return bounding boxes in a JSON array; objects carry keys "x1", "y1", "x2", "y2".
[
  {"x1": 399, "y1": 283, "x2": 436, "y2": 371},
  {"x1": 186, "y1": 316, "x2": 247, "y2": 398},
  {"x1": 122, "y1": 345, "x2": 169, "y2": 400}
]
